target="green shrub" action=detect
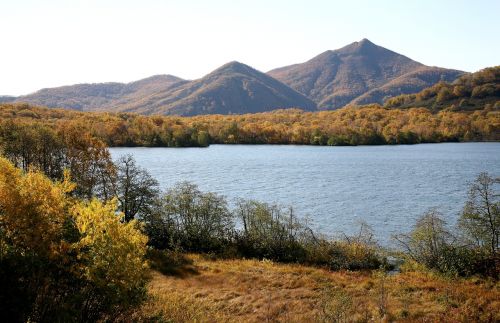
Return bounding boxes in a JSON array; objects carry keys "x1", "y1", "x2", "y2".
[{"x1": 234, "y1": 200, "x2": 309, "y2": 262}]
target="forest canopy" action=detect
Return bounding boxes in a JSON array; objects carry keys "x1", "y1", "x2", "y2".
[
  {"x1": 384, "y1": 66, "x2": 500, "y2": 112},
  {"x1": 0, "y1": 103, "x2": 498, "y2": 148}
]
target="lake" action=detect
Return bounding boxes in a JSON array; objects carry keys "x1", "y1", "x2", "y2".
[{"x1": 110, "y1": 143, "x2": 500, "y2": 245}]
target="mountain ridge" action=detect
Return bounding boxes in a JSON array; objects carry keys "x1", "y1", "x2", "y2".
[
  {"x1": 9, "y1": 39, "x2": 467, "y2": 115},
  {"x1": 267, "y1": 39, "x2": 464, "y2": 109},
  {"x1": 98, "y1": 61, "x2": 317, "y2": 115}
]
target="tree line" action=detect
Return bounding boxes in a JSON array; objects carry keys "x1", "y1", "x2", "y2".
[{"x1": 1, "y1": 102, "x2": 498, "y2": 148}]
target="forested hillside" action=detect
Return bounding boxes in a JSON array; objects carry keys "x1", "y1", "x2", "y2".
[
  {"x1": 1, "y1": 103, "x2": 498, "y2": 148},
  {"x1": 385, "y1": 66, "x2": 500, "y2": 112}
]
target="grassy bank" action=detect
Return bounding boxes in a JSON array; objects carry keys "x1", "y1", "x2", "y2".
[{"x1": 128, "y1": 254, "x2": 499, "y2": 322}]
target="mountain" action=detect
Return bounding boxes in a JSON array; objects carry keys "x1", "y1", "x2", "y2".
[
  {"x1": 10, "y1": 39, "x2": 468, "y2": 115},
  {"x1": 15, "y1": 75, "x2": 185, "y2": 111},
  {"x1": 267, "y1": 38, "x2": 464, "y2": 109},
  {"x1": 384, "y1": 66, "x2": 500, "y2": 111},
  {"x1": 14, "y1": 62, "x2": 315, "y2": 115},
  {"x1": 100, "y1": 61, "x2": 316, "y2": 115},
  {"x1": 351, "y1": 66, "x2": 465, "y2": 106}
]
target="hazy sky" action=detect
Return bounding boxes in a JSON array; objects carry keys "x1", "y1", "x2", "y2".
[{"x1": 1, "y1": 0, "x2": 499, "y2": 95}]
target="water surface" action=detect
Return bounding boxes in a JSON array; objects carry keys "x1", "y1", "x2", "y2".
[{"x1": 110, "y1": 143, "x2": 500, "y2": 245}]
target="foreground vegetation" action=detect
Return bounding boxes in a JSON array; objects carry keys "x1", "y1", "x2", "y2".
[
  {"x1": 0, "y1": 158, "x2": 148, "y2": 322},
  {"x1": 1, "y1": 102, "x2": 498, "y2": 148},
  {"x1": 133, "y1": 254, "x2": 500, "y2": 322},
  {"x1": 0, "y1": 117, "x2": 498, "y2": 321}
]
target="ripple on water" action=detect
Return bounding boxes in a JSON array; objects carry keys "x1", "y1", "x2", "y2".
[{"x1": 110, "y1": 143, "x2": 500, "y2": 246}]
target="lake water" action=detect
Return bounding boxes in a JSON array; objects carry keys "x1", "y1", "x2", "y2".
[{"x1": 110, "y1": 143, "x2": 500, "y2": 245}]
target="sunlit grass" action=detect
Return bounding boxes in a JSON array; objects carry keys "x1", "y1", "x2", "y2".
[{"x1": 131, "y1": 254, "x2": 500, "y2": 322}]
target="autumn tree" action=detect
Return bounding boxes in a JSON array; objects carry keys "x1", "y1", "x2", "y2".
[
  {"x1": 60, "y1": 125, "x2": 116, "y2": 200},
  {"x1": 235, "y1": 199, "x2": 308, "y2": 262},
  {"x1": 0, "y1": 121, "x2": 65, "y2": 178},
  {"x1": 0, "y1": 157, "x2": 73, "y2": 260},
  {"x1": 111, "y1": 154, "x2": 160, "y2": 222},
  {"x1": 72, "y1": 199, "x2": 149, "y2": 317},
  {"x1": 197, "y1": 130, "x2": 210, "y2": 147},
  {"x1": 394, "y1": 209, "x2": 454, "y2": 268},
  {"x1": 153, "y1": 182, "x2": 233, "y2": 251},
  {"x1": 0, "y1": 157, "x2": 148, "y2": 321},
  {"x1": 459, "y1": 172, "x2": 499, "y2": 255},
  {"x1": 436, "y1": 86, "x2": 453, "y2": 103}
]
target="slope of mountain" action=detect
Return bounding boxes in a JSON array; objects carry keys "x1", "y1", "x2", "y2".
[
  {"x1": 268, "y1": 39, "x2": 464, "y2": 109},
  {"x1": 14, "y1": 63, "x2": 315, "y2": 115},
  {"x1": 103, "y1": 61, "x2": 317, "y2": 115},
  {"x1": 98, "y1": 75, "x2": 188, "y2": 111},
  {"x1": 351, "y1": 66, "x2": 464, "y2": 106},
  {"x1": 0, "y1": 96, "x2": 16, "y2": 103},
  {"x1": 15, "y1": 75, "x2": 185, "y2": 111},
  {"x1": 9, "y1": 39, "x2": 468, "y2": 115},
  {"x1": 384, "y1": 66, "x2": 500, "y2": 111}
]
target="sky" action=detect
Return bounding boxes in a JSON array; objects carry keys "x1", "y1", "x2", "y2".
[{"x1": 1, "y1": 0, "x2": 499, "y2": 96}]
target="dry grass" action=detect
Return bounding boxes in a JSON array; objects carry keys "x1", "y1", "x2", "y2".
[{"x1": 130, "y1": 254, "x2": 500, "y2": 322}]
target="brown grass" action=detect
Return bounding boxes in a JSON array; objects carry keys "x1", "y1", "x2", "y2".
[{"x1": 130, "y1": 254, "x2": 500, "y2": 322}]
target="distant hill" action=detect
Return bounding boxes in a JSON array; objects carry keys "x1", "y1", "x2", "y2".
[
  {"x1": 268, "y1": 39, "x2": 464, "y2": 109},
  {"x1": 384, "y1": 66, "x2": 500, "y2": 111},
  {"x1": 15, "y1": 75, "x2": 185, "y2": 111},
  {"x1": 101, "y1": 61, "x2": 316, "y2": 115},
  {"x1": 14, "y1": 63, "x2": 315, "y2": 116},
  {"x1": 0, "y1": 96, "x2": 16, "y2": 103}
]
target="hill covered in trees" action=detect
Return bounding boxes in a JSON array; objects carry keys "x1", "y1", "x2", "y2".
[
  {"x1": 267, "y1": 39, "x2": 464, "y2": 109},
  {"x1": 6, "y1": 40, "x2": 468, "y2": 115},
  {"x1": 1, "y1": 103, "x2": 498, "y2": 148},
  {"x1": 384, "y1": 66, "x2": 500, "y2": 112}
]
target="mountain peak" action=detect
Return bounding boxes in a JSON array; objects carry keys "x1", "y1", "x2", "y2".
[
  {"x1": 358, "y1": 38, "x2": 373, "y2": 45},
  {"x1": 11, "y1": 39, "x2": 465, "y2": 116},
  {"x1": 215, "y1": 61, "x2": 254, "y2": 74},
  {"x1": 132, "y1": 74, "x2": 184, "y2": 84},
  {"x1": 268, "y1": 39, "x2": 463, "y2": 110},
  {"x1": 206, "y1": 61, "x2": 273, "y2": 82},
  {"x1": 337, "y1": 38, "x2": 380, "y2": 55},
  {"x1": 224, "y1": 60, "x2": 245, "y2": 67},
  {"x1": 358, "y1": 38, "x2": 377, "y2": 49}
]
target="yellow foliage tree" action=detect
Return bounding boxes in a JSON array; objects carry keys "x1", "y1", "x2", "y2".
[
  {"x1": 73, "y1": 198, "x2": 149, "y2": 301},
  {"x1": 0, "y1": 157, "x2": 74, "y2": 258},
  {"x1": 0, "y1": 156, "x2": 149, "y2": 321}
]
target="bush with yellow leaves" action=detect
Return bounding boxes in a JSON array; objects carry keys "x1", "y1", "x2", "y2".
[{"x1": 0, "y1": 157, "x2": 148, "y2": 322}]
